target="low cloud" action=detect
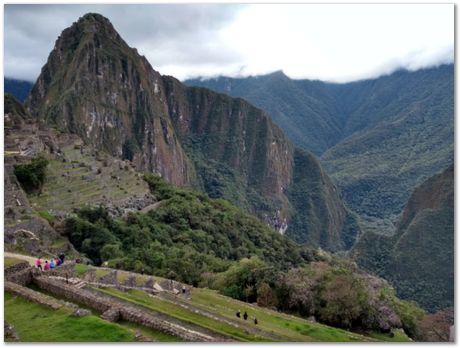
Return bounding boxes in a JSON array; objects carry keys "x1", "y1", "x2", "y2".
[{"x1": 4, "y1": 4, "x2": 454, "y2": 83}]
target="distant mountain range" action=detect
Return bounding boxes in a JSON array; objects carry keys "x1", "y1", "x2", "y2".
[
  {"x1": 5, "y1": 78, "x2": 33, "y2": 102},
  {"x1": 185, "y1": 65, "x2": 454, "y2": 220}
]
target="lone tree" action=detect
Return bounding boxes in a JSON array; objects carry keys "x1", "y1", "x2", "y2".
[{"x1": 14, "y1": 155, "x2": 49, "y2": 193}]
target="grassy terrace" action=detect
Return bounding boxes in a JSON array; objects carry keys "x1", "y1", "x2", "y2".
[
  {"x1": 188, "y1": 288, "x2": 410, "y2": 342},
  {"x1": 5, "y1": 256, "x2": 26, "y2": 268},
  {"x1": 5, "y1": 292, "x2": 135, "y2": 342},
  {"x1": 95, "y1": 286, "x2": 374, "y2": 342},
  {"x1": 28, "y1": 146, "x2": 149, "y2": 213}
]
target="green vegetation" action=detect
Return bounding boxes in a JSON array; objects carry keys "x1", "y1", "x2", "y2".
[
  {"x1": 118, "y1": 321, "x2": 185, "y2": 342},
  {"x1": 352, "y1": 165, "x2": 454, "y2": 313},
  {"x1": 75, "y1": 263, "x2": 89, "y2": 275},
  {"x1": 189, "y1": 287, "x2": 369, "y2": 342},
  {"x1": 5, "y1": 292, "x2": 135, "y2": 342},
  {"x1": 28, "y1": 144, "x2": 149, "y2": 213},
  {"x1": 14, "y1": 155, "x2": 49, "y2": 193},
  {"x1": 187, "y1": 65, "x2": 454, "y2": 219},
  {"x1": 98, "y1": 287, "x2": 268, "y2": 341},
  {"x1": 4, "y1": 93, "x2": 29, "y2": 122},
  {"x1": 65, "y1": 173, "x2": 305, "y2": 283},
  {"x1": 286, "y1": 148, "x2": 360, "y2": 250},
  {"x1": 210, "y1": 257, "x2": 423, "y2": 335},
  {"x1": 95, "y1": 287, "x2": 371, "y2": 342},
  {"x1": 63, "y1": 174, "x2": 423, "y2": 336},
  {"x1": 185, "y1": 71, "x2": 342, "y2": 156},
  {"x1": 5, "y1": 256, "x2": 24, "y2": 268},
  {"x1": 367, "y1": 329, "x2": 411, "y2": 342},
  {"x1": 38, "y1": 210, "x2": 56, "y2": 225}
]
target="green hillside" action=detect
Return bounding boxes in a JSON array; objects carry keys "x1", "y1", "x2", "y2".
[
  {"x1": 5, "y1": 254, "x2": 415, "y2": 342},
  {"x1": 186, "y1": 65, "x2": 454, "y2": 219},
  {"x1": 25, "y1": 13, "x2": 361, "y2": 251},
  {"x1": 351, "y1": 165, "x2": 454, "y2": 312}
]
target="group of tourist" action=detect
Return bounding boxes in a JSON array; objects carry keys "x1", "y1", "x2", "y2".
[
  {"x1": 35, "y1": 253, "x2": 65, "y2": 271},
  {"x1": 236, "y1": 310, "x2": 258, "y2": 325}
]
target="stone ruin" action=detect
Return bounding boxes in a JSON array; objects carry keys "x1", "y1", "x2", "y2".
[{"x1": 4, "y1": 262, "x2": 225, "y2": 342}]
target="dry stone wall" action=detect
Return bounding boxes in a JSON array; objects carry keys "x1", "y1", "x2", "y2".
[
  {"x1": 4, "y1": 261, "x2": 29, "y2": 276},
  {"x1": 34, "y1": 276, "x2": 113, "y2": 313},
  {"x1": 5, "y1": 281, "x2": 63, "y2": 309},
  {"x1": 33, "y1": 276, "x2": 227, "y2": 342},
  {"x1": 5, "y1": 267, "x2": 33, "y2": 286}
]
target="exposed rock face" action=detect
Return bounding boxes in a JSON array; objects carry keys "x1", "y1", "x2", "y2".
[
  {"x1": 164, "y1": 76, "x2": 294, "y2": 220},
  {"x1": 27, "y1": 13, "x2": 191, "y2": 186},
  {"x1": 26, "y1": 13, "x2": 360, "y2": 251}
]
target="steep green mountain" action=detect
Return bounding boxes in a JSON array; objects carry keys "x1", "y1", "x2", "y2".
[
  {"x1": 186, "y1": 71, "x2": 343, "y2": 156},
  {"x1": 26, "y1": 13, "x2": 360, "y2": 251},
  {"x1": 5, "y1": 78, "x2": 33, "y2": 102},
  {"x1": 186, "y1": 65, "x2": 454, "y2": 219},
  {"x1": 4, "y1": 101, "x2": 420, "y2": 339},
  {"x1": 351, "y1": 164, "x2": 454, "y2": 312},
  {"x1": 321, "y1": 66, "x2": 454, "y2": 218},
  {"x1": 27, "y1": 13, "x2": 192, "y2": 186}
]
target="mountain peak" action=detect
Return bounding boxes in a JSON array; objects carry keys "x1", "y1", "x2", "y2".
[
  {"x1": 78, "y1": 12, "x2": 110, "y2": 23},
  {"x1": 266, "y1": 70, "x2": 288, "y2": 79},
  {"x1": 53, "y1": 12, "x2": 122, "y2": 53},
  {"x1": 73, "y1": 12, "x2": 115, "y2": 32}
]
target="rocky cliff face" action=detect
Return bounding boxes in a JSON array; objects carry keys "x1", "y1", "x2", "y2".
[
  {"x1": 27, "y1": 13, "x2": 360, "y2": 251},
  {"x1": 163, "y1": 76, "x2": 294, "y2": 221},
  {"x1": 27, "y1": 13, "x2": 191, "y2": 186}
]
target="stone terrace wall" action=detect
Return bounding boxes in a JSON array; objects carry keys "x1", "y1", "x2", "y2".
[
  {"x1": 5, "y1": 268, "x2": 33, "y2": 286},
  {"x1": 33, "y1": 276, "x2": 225, "y2": 342},
  {"x1": 4, "y1": 261, "x2": 29, "y2": 276},
  {"x1": 44, "y1": 262, "x2": 76, "y2": 277},
  {"x1": 6, "y1": 262, "x2": 76, "y2": 286},
  {"x1": 34, "y1": 276, "x2": 113, "y2": 313},
  {"x1": 5, "y1": 281, "x2": 62, "y2": 310}
]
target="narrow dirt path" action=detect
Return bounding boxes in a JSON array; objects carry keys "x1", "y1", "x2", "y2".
[{"x1": 4, "y1": 252, "x2": 36, "y2": 265}]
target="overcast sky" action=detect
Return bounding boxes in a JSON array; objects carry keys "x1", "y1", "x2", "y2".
[{"x1": 4, "y1": 3, "x2": 454, "y2": 83}]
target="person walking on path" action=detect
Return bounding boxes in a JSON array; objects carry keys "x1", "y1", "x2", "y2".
[
  {"x1": 236, "y1": 310, "x2": 241, "y2": 318},
  {"x1": 35, "y1": 257, "x2": 42, "y2": 270},
  {"x1": 243, "y1": 311, "x2": 248, "y2": 320},
  {"x1": 254, "y1": 317, "x2": 258, "y2": 325}
]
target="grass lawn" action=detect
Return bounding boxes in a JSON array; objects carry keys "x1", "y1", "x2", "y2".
[
  {"x1": 189, "y1": 287, "x2": 373, "y2": 342},
  {"x1": 118, "y1": 321, "x2": 186, "y2": 342},
  {"x1": 96, "y1": 287, "x2": 268, "y2": 342},
  {"x1": 96, "y1": 287, "x2": 374, "y2": 342},
  {"x1": 75, "y1": 263, "x2": 89, "y2": 275},
  {"x1": 367, "y1": 329, "x2": 412, "y2": 342},
  {"x1": 5, "y1": 292, "x2": 135, "y2": 342},
  {"x1": 5, "y1": 257, "x2": 25, "y2": 268}
]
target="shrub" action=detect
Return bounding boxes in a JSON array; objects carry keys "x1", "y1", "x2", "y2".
[{"x1": 14, "y1": 155, "x2": 48, "y2": 193}]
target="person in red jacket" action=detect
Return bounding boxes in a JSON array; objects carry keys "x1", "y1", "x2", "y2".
[{"x1": 44, "y1": 260, "x2": 50, "y2": 271}]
